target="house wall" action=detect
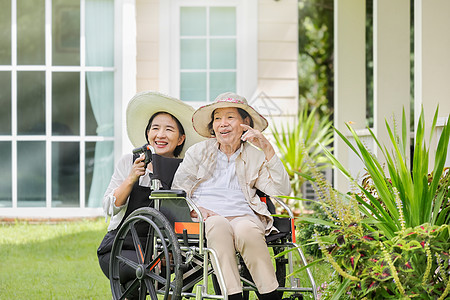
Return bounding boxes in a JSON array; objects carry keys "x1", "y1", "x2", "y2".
[
  {"x1": 135, "y1": 0, "x2": 299, "y2": 126},
  {"x1": 257, "y1": 0, "x2": 298, "y2": 128},
  {"x1": 136, "y1": 0, "x2": 160, "y2": 92},
  {"x1": 415, "y1": 0, "x2": 450, "y2": 167},
  {"x1": 334, "y1": 0, "x2": 450, "y2": 193}
]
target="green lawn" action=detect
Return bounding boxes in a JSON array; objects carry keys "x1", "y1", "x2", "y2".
[
  {"x1": 0, "y1": 218, "x2": 330, "y2": 299},
  {"x1": 0, "y1": 218, "x2": 110, "y2": 299}
]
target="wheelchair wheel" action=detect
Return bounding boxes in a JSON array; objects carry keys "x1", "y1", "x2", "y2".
[{"x1": 110, "y1": 207, "x2": 183, "y2": 300}]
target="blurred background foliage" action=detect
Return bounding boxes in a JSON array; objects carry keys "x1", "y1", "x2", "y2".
[
  {"x1": 271, "y1": 102, "x2": 333, "y2": 199},
  {"x1": 298, "y1": 0, "x2": 334, "y2": 118}
]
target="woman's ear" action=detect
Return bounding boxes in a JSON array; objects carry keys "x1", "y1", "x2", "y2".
[
  {"x1": 244, "y1": 116, "x2": 251, "y2": 126},
  {"x1": 178, "y1": 134, "x2": 186, "y2": 146},
  {"x1": 145, "y1": 130, "x2": 150, "y2": 144}
]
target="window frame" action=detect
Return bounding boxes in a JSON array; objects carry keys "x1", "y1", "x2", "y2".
[
  {"x1": 159, "y1": 0, "x2": 257, "y2": 107},
  {"x1": 0, "y1": 0, "x2": 126, "y2": 217}
]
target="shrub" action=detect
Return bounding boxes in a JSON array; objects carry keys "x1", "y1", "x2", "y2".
[{"x1": 295, "y1": 107, "x2": 450, "y2": 299}]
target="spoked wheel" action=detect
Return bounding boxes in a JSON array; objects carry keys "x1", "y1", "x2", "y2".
[{"x1": 110, "y1": 207, "x2": 183, "y2": 300}]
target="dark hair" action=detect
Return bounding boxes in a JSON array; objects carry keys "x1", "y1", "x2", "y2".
[
  {"x1": 145, "y1": 112, "x2": 185, "y2": 157},
  {"x1": 207, "y1": 108, "x2": 254, "y2": 136}
]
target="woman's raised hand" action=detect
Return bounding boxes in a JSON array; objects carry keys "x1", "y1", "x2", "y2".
[
  {"x1": 128, "y1": 154, "x2": 146, "y2": 183},
  {"x1": 240, "y1": 124, "x2": 275, "y2": 161}
]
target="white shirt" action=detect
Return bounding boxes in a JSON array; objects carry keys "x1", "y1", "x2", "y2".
[
  {"x1": 192, "y1": 149, "x2": 256, "y2": 217},
  {"x1": 103, "y1": 153, "x2": 152, "y2": 231}
]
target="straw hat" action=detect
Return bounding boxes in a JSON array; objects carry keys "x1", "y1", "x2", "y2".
[
  {"x1": 126, "y1": 91, "x2": 204, "y2": 158},
  {"x1": 192, "y1": 92, "x2": 268, "y2": 138}
]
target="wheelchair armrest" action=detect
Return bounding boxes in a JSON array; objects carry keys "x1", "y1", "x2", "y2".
[
  {"x1": 256, "y1": 190, "x2": 295, "y2": 219},
  {"x1": 257, "y1": 190, "x2": 297, "y2": 243},
  {"x1": 273, "y1": 216, "x2": 291, "y2": 233},
  {"x1": 151, "y1": 189, "x2": 186, "y2": 198},
  {"x1": 272, "y1": 197, "x2": 295, "y2": 219}
]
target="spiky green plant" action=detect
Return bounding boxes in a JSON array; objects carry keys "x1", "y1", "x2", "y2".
[
  {"x1": 322, "y1": 107, "x2": 450, "y2": 238},
  {"x1": 271, "y1": 102, "x2": 333, "y2": 197},
  {"x1": 280, "y1": 106, "x2": 450, "y2": 299}
]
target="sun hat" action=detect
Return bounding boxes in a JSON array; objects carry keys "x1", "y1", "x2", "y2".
[
  {"x1": 126, "y1": 91, "x2": 204, "y2": 158},
  {"x1": 192, "y1": 92, "x2": 269, "y2": 138}
]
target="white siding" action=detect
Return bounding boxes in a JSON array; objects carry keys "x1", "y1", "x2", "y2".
[
  {"x1": 136, "y1": 0, "x2": 159, "y2": 92},
  {"x1": 257, "y1": 0, "x2": 298, "y2": 121}
]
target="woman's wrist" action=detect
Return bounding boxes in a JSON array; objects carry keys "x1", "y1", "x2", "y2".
[
  {"x1": 126, "y1": 174, "x2": 138, "y2": 186},
  {"x1": 262, "y1": 144, "x2": 275, "y2": 161}
]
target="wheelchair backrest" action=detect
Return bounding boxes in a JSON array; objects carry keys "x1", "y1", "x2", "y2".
[
  {"x1": 149, "y1": 154, "x2": 199, "y2": 238},
  {"x1": 152, "y1": 153, "x2": 183, "y2": 189}
]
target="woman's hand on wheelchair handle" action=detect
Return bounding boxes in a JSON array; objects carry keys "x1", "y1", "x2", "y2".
[{"x1": 128, "y1": 155, "x2": 146, "y2": 183}]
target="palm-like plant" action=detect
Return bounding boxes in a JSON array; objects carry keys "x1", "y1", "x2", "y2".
[
  {"x1": 292, "y1": 107, "x2": 450, "y2": 299},
  {"x1": 271, "y1": 102, "x2": 334, "y2": 197},
  {"x1": 322, "y1": 107, "x2": 450, "y2": 238}
]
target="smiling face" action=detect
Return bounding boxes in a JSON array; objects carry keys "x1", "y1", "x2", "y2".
[
  {"x1": 146, "y1": 113, "x2": 185, "y2": 158},
  {"x1": 212, "y1": 107, "x2": 250, "y2": 152}
]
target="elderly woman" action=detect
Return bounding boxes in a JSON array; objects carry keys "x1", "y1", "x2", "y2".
[
  {"x1": 172, "y1": 92, "x2": 291, "y2": 300},
  {"x1": 97, "y1": 91, "x2": 202, "y2": 299}
]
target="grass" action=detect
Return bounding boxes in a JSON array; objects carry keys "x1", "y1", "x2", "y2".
[
  {"x1": 285, "y1": 247, "x2": 332, "y2": 299},
  {"x1": 0, "y1": 218, "x2": 330, "y2": 299},
  {"x1": 0, "y1": 218, "x2": 110, "y2": 299}
]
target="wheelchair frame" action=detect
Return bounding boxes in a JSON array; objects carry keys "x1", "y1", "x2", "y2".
[{"x1": 109, "y1": 190, "x2": 317, "y2": 300}]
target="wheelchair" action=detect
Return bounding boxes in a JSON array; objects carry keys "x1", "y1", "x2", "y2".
[{"x1": 108, "y1": 153, "x2": 317, "y2": 300}]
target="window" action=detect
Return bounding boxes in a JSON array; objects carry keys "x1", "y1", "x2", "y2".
[
  {"x1": 160, "y1": 0, "x2": 257, "y2": 105},
  {"x1": 0, "y1": 0, "x2": 114, "y2": 211},
  {"x1": 179, "y1": 6, "x2": 237, "y2": 102}
]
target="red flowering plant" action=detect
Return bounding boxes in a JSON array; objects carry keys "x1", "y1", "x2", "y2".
[
  {"x1": 290, "y1": 107, "x2": 450, "y2": 299},
  {"x1": 313, "y1": 210, "x2": 450, "y2": 299}
]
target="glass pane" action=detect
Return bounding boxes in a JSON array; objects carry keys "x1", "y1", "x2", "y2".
[
  {"x1": 17, "y1": 0, "x2": 45, "y2": 65},
  {"x1": 180, "y1": 7, "x2": 206, "y2": 36},
  {"x1": 85, "y1": 71, "x2": 114, "y2": 136},
  {"x1": 86, "y1": 141, "x2": 114, "y2": 208},
  {"x1": 210, "y1": 72, "x2": 236, "y2": 101},
  {"x1": 85, "y1": 142, "x2": 95, "y2": 204},
  {"x1": 52, "y1": 142, "x2": 79, "y2": 207},
  {"x1": 17, "y1": 71, "x2": 45, "y2": 135},
  {"x1": 85, "y1": 0, "x2": 114, "y2": 67},
  {"x1": 18, "y1": 141, "x2": 46, "y2": 207},
  {"x1": 85, "y1": 84, "x2": 97, "y2": 136},
  {"x1": 0, "y1": 142, "x2": 12, "y2": 207},
  {"x1": 0, "y1": 72, "x2": 11, "y2": 134},
  {"x1": 210, "y1": 39, "x2": 236, "y2": 69},
  {"x1": 180, "y1": 39, "x2": 206, "y2": 69},
  {"x1": 180, "y1": 72, "x2": 206, "y2": 102},
  {"x1": 210, "y1": 7, "x2": 236, "y2": 36},
  {"x1": 52, "y1": 0, "x2": 80, "y2": 66},
  {"x1": 0, "y1": 0, "x2": 11, "y2": 64},
  {"x1": 52, "y1": 72, "x2": 80, "y2": 135}
]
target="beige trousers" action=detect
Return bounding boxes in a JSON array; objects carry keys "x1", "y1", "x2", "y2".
[{"x1": 205, "y1": 215, "x2": 279, "y2": 295}]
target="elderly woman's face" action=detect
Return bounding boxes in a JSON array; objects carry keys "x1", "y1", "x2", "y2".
[
  {"x1": 147, "y1": 113, "x2": 185, "y2": 158},
  {"x1": 212, "y1": 107, "x2": 249, "y2": 148}
]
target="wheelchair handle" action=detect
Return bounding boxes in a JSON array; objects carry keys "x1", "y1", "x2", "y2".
[
  {"x1": 133, "y1": 144, "x2": 162, "y2": 189},
  {"x1": 132, "y1": 144, "x2": 154, "y2": 168}
]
